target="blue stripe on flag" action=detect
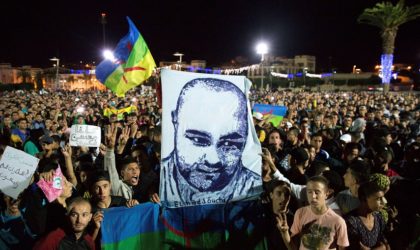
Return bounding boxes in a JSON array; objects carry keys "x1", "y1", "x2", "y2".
[
  {"x1": 253, "y1": 104, "x2": 287, "y2": 117},
  {"x1": 101, "y1": 202, "x2": 164, "y2": 244}
]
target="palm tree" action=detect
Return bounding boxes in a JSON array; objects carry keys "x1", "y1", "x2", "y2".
[{"x1": 358, "y1": 0, "x2": 420, "y2": 92}]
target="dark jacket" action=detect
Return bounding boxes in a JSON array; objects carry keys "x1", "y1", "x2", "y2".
[{"x1": 33, "y1": 227, "x2": 95, "y2": 250}]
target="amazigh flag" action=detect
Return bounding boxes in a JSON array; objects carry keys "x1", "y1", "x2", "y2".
[
  {"x1": 96, "y1": 17, "x2": 156, "y2": 97},
  {"x1": 253, "y1": 104, "x2": 287, "y2": 128},
  {"x1": 101, "y1": 202, "x2": 268, "y2": 249}
]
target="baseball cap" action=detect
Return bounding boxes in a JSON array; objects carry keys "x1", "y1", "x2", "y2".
[
  {"x1": 253, "y1": 112, "x2": 264, "y2": 121},
  {"x1": 340, "y1": 134, "x2": 352, "y2": 143},
  {"x1": 40, "y1": 135, "x2": 54, "y2": 144}
]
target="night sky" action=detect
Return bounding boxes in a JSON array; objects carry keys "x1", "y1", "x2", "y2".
[{"x1": 1, "y1": 0, "x2": 419, "y2": 73}]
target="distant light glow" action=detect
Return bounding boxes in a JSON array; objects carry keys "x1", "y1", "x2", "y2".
[
  {"x1": 306, "y1": 73, "x2": 322, "y2": 78},
  {"x1": 103, "y1": 49, "x2": 116, "y2": 62},
  {"x1": 256, "y1": 42, "x2": 268, "y2": 55},
  {"x1": 381, "y1": 54, "x2": 393, "y2": 84}
]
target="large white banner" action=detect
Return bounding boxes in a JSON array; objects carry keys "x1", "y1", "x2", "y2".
[
  {"x1": 0, "y1": 146, "x2": 39, "y2": 199},
  {"x1": 160, "y1": 69, "x2": 262, "y2": 208}
]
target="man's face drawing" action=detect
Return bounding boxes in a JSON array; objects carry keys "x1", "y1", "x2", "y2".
[{"x1": 173, "y1": 79, "x2": 248, "y2": 192}]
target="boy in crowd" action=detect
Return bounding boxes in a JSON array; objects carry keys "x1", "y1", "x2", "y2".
[{"x1": 277, "y1": 176, "x2": 349, "y2": 250}]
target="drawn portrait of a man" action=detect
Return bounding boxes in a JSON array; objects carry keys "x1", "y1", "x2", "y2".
[{"x1": 160, "y1": 72, "x2": 261, "y2": 207}]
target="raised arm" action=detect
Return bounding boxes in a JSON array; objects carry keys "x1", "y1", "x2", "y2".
[
  {"x1": 261, "y1": 147, "x2": 306, "y2": 201},
  {"x1": 61, "y1": 144, "x2": 77, "y2": 186},
  {"x1": 104, "y1": 124, "x2": 121, "y2": 195}
]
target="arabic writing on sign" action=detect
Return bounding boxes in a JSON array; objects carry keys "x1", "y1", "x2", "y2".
[
  {"x1": 0, "y1": 172, "x2": 18, "y2": 189},
  {"x1": 69, "y1": 125, "x2": 101, "y2": 147},
  {"x1": 0, "y1": 146, "x2": 39, "y2": 199},
  {"x1": 0, "y1": 163, "x2": 30, "y2": 177},
  {"x1": 70, "y1": 134, "x2": 98, "y2": 145}
]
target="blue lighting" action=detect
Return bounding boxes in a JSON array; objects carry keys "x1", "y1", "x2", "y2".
[
  {"x1": 381, "y1": 54, "x2": 393, "y2": 84},
  {"x1": 68, "y1": 69, "x2": 91, "y2": 74},
  {"x1": 296, "y1": 73, "x2": 303, "y2": 77}
]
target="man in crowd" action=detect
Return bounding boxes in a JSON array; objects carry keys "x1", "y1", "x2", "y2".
[{"x1": 33, "y1": 197, "x2": 95, "y2": 250}]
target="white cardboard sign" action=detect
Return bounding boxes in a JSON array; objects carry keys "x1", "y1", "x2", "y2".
[
  {"x1": 70, "y1": 125, "x2": 101, "y2": 147},
  {"x1": 0, "y1": 146, "x2": 39, "y2": 199}
]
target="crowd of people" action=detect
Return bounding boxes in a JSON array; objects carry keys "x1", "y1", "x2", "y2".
[{"x1": 0, "y1": 86, "x2": 418, "y2": 249}]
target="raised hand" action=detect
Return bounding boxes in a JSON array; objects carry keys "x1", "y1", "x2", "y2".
[
  {"x1": 126, "y1": 199, "x2": 139, "y2": 208},
  {"x1": 276, "y1": 213, "x2": 289, "y2": 233},
  {"x1": 118, "y1": 126, "x2": 130, "y2": 146},
  {"x1": 117, "y1": 126, "x2": 130, "y2": 154},
  {"x1": 105, "y1": 124, "x2": 118, "y2": 149},
  {"x1": 129, "y1": 123, "x2": 138, "y2": 138},
  {"x1": 61, "y1": 144, "x2": 72, "y2": 158},
  {"x1": 99, "y1": 143, "x2": 107, "y2": 156},
  {"x1": 92, "y1": 211, "x2": 104, "y2": 229},
  {"x1": 150, "y1": 193, "x2": 161, "y2": 204},
  {"x1": 39, "y1": 169, "x2": 55, "y2": 182}
]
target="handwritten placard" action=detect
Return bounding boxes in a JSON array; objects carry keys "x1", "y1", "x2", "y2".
[
  {"x1": 0, "y1": 146, "x2": 39, "y2": 199},
  {"x1": 70, "y1": 125, "x2": 101, "y2": 147}
]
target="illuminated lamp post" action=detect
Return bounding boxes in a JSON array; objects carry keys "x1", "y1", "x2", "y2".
[{"x1": 256, "y1": 42, "x2": 268, "y2": 90}]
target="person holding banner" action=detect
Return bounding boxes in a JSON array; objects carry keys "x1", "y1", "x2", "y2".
[{"x1": 160, "y1": 77, "x2": 261, "y2": 207}]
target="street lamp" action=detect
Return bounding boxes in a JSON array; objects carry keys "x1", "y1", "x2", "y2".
[
  {"x1": 303, "y1": 67, "x2": 308, "y2": 88},
  {"x1": 101, "y1": 13, "x2": 107, "y2": 48},
  {"x1": 256, "y1": 42, "x2": 268, "y2": 90},
  {"x1": 173, "y1": 52, "x2": 184, "y2": 63},
  {"x1": 173, "y1": 52, "x2": 184, "y2": 70},
  {"x1": 50, "y1": 57, "x2": 60, "y2": 89}
]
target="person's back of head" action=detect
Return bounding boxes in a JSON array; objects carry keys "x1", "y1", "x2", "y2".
[
  {"x1": 348, "y1": 160, "x2": 370, "y2": 185},
  {"x1": 322, "y1": 170, "x2": 344, "y2": 198},
  {"x1": 310, "y1": 160, "x2": 331, "y2": 176},
  {"x1": 372, "y1": 149, "x2": 393, "y2": 174},
  {"x1": 290, "y1": 147, "x2": 309, "y2": 167}
]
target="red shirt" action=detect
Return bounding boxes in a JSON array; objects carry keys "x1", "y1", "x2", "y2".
[{"x1": 33, "y1": 227, "x2": 95, "y2": 250}]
